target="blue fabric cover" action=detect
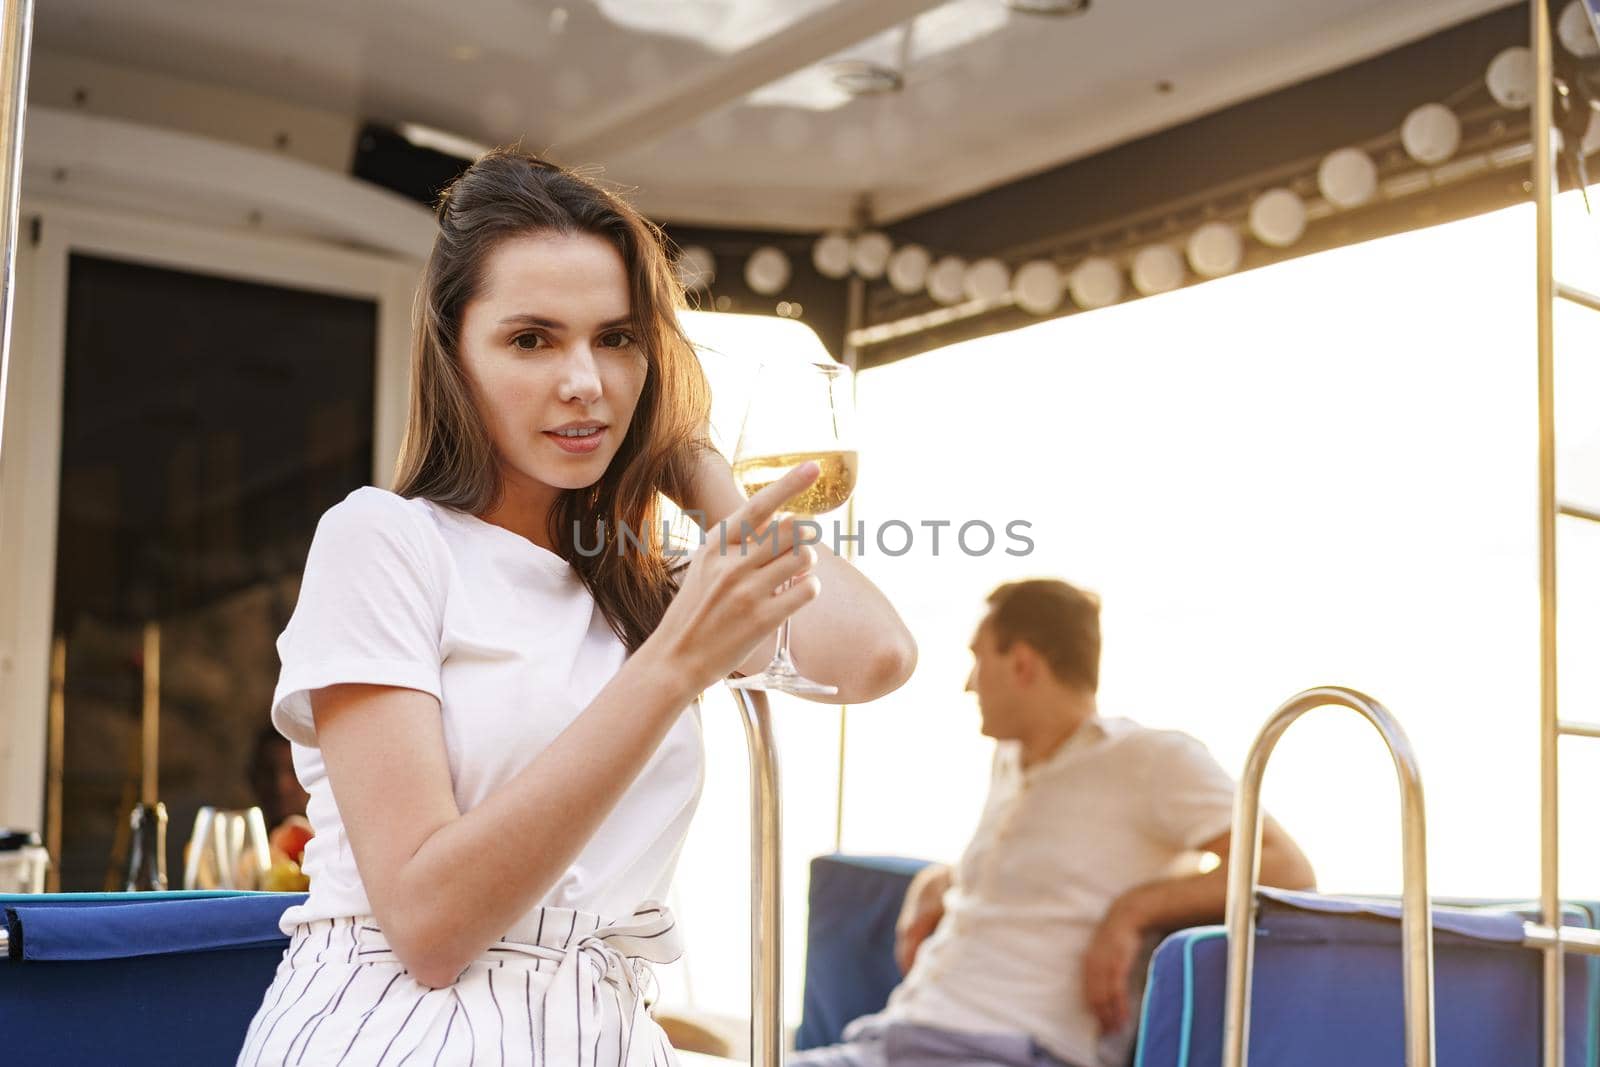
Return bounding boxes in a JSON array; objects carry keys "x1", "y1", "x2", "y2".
[
  {"x1": 1135, "y1": 893, "x2": 1599, "y2": 1067},
  {"x1": 0, "y1": 890, "x2": 305, "y2": 1066},
  {"x1": 796, "y1": 854, "x2": 931, "y2": 1050},
  {"x1": 5, "y1": 892, "x2": 304, "y2": 960}
]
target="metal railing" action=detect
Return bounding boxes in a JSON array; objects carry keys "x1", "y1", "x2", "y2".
[
  {"x1": 1529, "y1": 0, "x2": 1600, "y2": 1061},
  {"x1": 1223, "y1": 686, "x2": 1435, "y2": 1067},
  {"x1": 734, "y1": 684, "x2": 784, "y2": 1067},
  {"x1": 1531, "y1": 2, "x2": 1565, "y2": 1059}
]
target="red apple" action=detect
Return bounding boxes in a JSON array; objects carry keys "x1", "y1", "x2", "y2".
[{"x1": 269, "y1": 816, "x2": 313, "y2": 865}]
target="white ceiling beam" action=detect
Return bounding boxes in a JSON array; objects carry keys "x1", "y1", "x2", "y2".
[{"x1": 553, "y1": 0, "x2": 948, "y2": 163}]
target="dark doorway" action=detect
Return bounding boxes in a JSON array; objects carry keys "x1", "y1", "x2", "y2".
[{"x1": 52, "y1": 252, "x2": 378, "y2": 889}]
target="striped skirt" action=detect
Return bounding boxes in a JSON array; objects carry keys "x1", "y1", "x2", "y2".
[{"x1": 234, "y1": 902, "x2": 683, "y2": 1067}]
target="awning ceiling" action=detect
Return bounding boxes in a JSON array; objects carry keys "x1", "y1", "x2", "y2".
[
  {"x1": 38, "y1": 0, "x2": 1518, "y2": 229},
  {"x1": 34, "y1": 1, "x2": 1555, "y2": 362}
]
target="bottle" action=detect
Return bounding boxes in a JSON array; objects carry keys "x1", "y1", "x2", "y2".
[{"x1": 125, "y1": 802, "x2": 168, "y2": 891}]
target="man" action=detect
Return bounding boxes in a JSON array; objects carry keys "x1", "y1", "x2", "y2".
[{"x1": 795, "y1": 579, "x2": 1315, "y2": 1067}]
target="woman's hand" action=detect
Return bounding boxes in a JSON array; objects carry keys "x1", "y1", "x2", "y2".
[
  {"x1": 658, "y1": 435, "x2": 917, "y2": 704},
  {"x1": 643, "y1": 461, "x2": 823, "y2": 692}
]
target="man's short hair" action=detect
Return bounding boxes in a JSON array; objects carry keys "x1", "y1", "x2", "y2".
[{"x1": 985, "y1": 579, "x2": 1101, "y2": 692}]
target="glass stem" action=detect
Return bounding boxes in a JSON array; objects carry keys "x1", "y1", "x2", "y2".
[{"x1": 770, "y1": 581, "x2": 799, "y2": 675}]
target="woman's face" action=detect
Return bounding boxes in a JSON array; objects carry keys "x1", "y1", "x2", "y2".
[{"x1": 458, "y1": 230, "x2": 649, "y2": 517}]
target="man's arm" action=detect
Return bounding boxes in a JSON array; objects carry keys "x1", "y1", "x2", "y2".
[
  {"x1": 895, "y1": 862, "x2": 954, "y2": 975},
  {"x1": 1082, "y1": 817, "x2": 1314, "y2": 1033},
  {"x1": 1109, "y1": 817, "x2": 1314, "y2": 933}
]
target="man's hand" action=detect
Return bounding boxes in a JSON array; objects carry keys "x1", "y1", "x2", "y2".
[
  {"x1": 895, "y1": 908, "x2": 940, "y2": 976},
  {"x1": 1081, "y1": 906, "x2": 1142, "y2": 1035},
  {"x1": 894, "y1": 863, "x2": 953, "y2": 975},
  {"x1": 1077, "y1": 818, "x2": 1314, "y2": 1037}
]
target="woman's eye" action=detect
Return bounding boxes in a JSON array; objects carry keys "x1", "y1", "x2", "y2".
[
  {"x1": 511, "y1": 332, "x2": 544, "y2": 351},
  {"x1": 600, "y1": 330, "x2": 637, "y2": 349}
]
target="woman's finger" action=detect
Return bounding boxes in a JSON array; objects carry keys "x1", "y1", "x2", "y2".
[
  {"x1": 717, "y1": 514, "x2": 813, "y2": 573},
  {"x1": 751, "y1": 572, "x2": 820, "y2": 631},
  {"x1": 739, "y1": 559, "x2": 816, "y2": 633},
  {"x1": 754, "y1": 543, "x2": 815, "y2": 589},
  {"x1": 749, "y1": 516, "x2": 821, "y2": 570},
  {"x1": 728, "y1": 461, "x2": 819, "y2": 537}
]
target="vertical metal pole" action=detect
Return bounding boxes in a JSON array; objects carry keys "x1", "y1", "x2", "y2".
[
  {"x1": 736, "y1": 686, "x2": 783, "y2": 1067},
  {"x1": 1532, "y1": 2, "x2": 1564, "y2": 1065},
  {"x1": 1223, "y1": 687, "x2": 1434, "y2": 1067},
  {"x1": 45, "y1": 633, "x2": 63, "y2": 891},
  {"x1": 0, "y1": 0, "x2": 32, "y2": 449},
  {"x1": 141, "y1": 620, "x2": 160, "y2": 807},
  {"x1": 833, "y1": 267, "x2": 866, "y2": 853}
]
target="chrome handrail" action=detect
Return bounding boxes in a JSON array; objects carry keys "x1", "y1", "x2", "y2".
[
  {"x1": 1223, "y1": 686, "x2": 1435, "y2": 1067},
  {"x1": 733, "y1": 685, "x2": 783, "y2": 1067}
]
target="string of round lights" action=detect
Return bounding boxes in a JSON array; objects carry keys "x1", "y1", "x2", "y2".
[{"x1": 678, "y1": 8, "x2": 1594, "y2": 326}]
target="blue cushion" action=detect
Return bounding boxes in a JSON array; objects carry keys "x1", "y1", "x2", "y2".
[
  {"x1": 796, "y1": 854, "x2": 931, "y2": 1050},
  {"x1": 1135, "y1": 893, "x2": 1600, "y2": 1067}
]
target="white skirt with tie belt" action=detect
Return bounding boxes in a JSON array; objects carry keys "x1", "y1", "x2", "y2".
[{"x1": 235, "y1": 902, "x2": 684, "y2": 1067}]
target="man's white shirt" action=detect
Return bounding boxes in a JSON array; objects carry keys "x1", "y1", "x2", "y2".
[{"x1": 874, "y1": 716, "x2": 1238, "y2": 1067}]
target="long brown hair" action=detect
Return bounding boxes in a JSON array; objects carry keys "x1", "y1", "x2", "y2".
[{"x1": 393, "y1": 148, "x2": 711, "y2": 652}]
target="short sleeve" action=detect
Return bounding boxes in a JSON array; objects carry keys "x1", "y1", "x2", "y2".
[
  {"x1": 271, "y1": 488, "x2": 446, "y2": 747},
  {"x1": 1141, "y1": 731, "x2": 1238, "y2": 852}
]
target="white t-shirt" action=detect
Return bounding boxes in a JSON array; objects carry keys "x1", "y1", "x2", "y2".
[
  {"x1": 879, "y1": 716, "x2": 1237, "y2": 1067},
  {"x1": 270, "y1": 486, "x2": 704, "y2": 935}
]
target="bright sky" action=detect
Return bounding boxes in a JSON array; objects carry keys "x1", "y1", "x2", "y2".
[{"x1": 660, "y1": 190, "x2": 1600, "y2": 1031}]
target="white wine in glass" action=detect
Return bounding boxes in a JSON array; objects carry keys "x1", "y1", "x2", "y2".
[
  {"x1": 731, "y1": 449, "x2": 858, "y2": 516},
  {"x1": 726, "y1": 361, "x2": 856, "y2": 697}
]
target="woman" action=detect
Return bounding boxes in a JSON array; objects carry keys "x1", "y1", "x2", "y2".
[{"x1": 236, "y1": 149, "x2": 916, "y2": 1066}]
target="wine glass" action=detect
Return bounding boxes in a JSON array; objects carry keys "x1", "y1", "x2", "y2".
[{"x1": 726, "y1": 360, "x2": 857, "y2": 697}]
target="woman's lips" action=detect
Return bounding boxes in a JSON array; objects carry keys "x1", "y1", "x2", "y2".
[{"x1": 544, "y1": 427, "x2": 606, "y2": 454}]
